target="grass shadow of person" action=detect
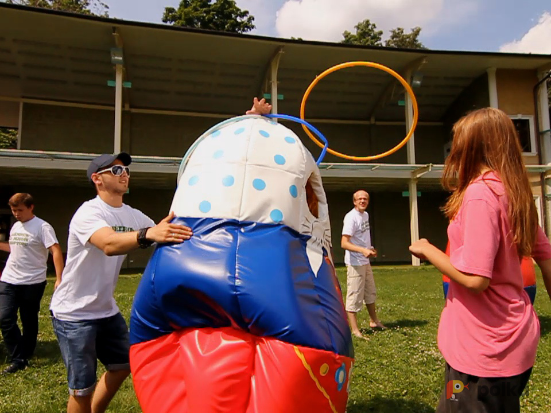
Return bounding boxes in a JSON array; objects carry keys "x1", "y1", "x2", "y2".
[
  {"x1": 358, "y1": 319, "x2": 429, "y2": 337},
  {"x1": 380, "y1": 319, "x2": 429, "y2": 329},
  {"x1": 538, "y1": 315, "x2": 551, "y2": 337},
  {"x1": 33, "y1": 339, "x2": 62, "y2": 365},
  {"x1": 347, "y1": 395, "x2": 435, "y2": 413}
]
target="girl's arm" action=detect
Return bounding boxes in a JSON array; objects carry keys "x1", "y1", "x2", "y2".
[
  {"x1": 410, "y1": 239, "x2": 490, "y2": 293},
  {"x1": 536, "y1": 258, "x2": 551, "y2": 301}
]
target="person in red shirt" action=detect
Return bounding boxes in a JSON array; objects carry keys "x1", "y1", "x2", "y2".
[{"x1": 409, "y1": 108, "x2": 551, "y2": 413}]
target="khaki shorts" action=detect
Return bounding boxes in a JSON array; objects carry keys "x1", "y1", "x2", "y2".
[{"x1": 345, "y1": 264, "x2": 376, "y2": 312}]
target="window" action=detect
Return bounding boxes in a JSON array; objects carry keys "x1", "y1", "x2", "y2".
[{"x1": 510, "y1": 115, "x2": 536, "y2": 154}]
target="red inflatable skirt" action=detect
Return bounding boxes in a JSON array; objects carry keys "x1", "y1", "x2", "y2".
[{"x1": 130, "y1": 327, "x2": 354, "y2": 413}]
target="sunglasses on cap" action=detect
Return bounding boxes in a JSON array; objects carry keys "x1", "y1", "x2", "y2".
[{"x1": 96, "y1": 165, "x2": 130, "y2": 177}]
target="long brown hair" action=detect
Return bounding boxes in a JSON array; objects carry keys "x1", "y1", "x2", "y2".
[{"x1": 442, "y1": 108, "x2": 538, "y2": 256}]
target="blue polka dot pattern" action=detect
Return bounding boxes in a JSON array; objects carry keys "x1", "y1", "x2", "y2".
[
  {"x1": 213, "y1": 150, "x2": 224, "y2": 159},
  {"x1": 285, "y1": 136, "x2": 296, "y2": 144},
  {"x1": 189, "y1": 176, "x2": 199, "y2": 186},
  {"x1": 234, "y1": 127, "x2": 245, "y2": 135},
  {"x1": 274, "y1": 155, "x2": 286, "y2": 165},
  {"x1": 253, "y1": 179, "x2": 266, "y2": 191},
  {"x1": 289, "y1": 185, "x2": 298, "y2": 198},
  {"x1": 259, "y1": 130, "x2": 270, "y2": 138},
  {"x1": 270, "y1": 209, "x2": 283, "y2": 223},
  {"x1": 199, "y1": 201, "x2": 211, "y2": 213},
  {"x1": 222, "y1": 175, "x2": 234, "y2": 187},
  {"x1": 211, "y1": 130, "x2": 221, "y2": 138}
]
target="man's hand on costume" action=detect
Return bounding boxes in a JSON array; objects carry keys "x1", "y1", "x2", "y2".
[
  {"x1": 146, "y1": 212, "x2": 193, "y2": 244},
  {"x1": 246, "y1": 97, "x2": 272, "y2": 115}
]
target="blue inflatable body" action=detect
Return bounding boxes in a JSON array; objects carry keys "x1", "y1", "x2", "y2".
[{"x1": 131, "y1": 217, "x2": 353, "y2": 357}]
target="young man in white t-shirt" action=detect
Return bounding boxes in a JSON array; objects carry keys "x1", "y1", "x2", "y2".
[
  {"x1": 50, "y1": 152, "x2": 193, "y2": 413},
  {"x1": 341, "y1": 190, "x2": 385, "y2": 339},
  {"x1": 0, "y1": 193, "x2": 64, "y2": 373}
]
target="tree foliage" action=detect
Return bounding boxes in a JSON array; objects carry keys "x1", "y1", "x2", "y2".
[
  {"x1": 385, "y1": 27, "x2": 425, "y2": 49},
  {"x1": 5, "y1": 0, "x2": 108, "y2": 16},
  {"x1": 342, "y1": 19, "x2": 426, "y2": 49},
  {"x1": 342, "y1": 19, "x2": 383, "y2": 47},
  {"x1": 0, "y1": 128, "x2": 17, "y2": 149},
  {"x1": 163, "y1": 0, "x2": 255, "y2": 34}
]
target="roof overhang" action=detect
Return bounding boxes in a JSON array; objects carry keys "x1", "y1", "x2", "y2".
[
  {"x1": 1, "y1": 3, "x2": 550, "y2": 123},
  {"x1": 3, "y1": 150, "x2": 550, "y2": 192}
]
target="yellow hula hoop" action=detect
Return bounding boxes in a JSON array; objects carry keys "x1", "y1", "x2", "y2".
[{"x1": 300, "y1": 62, "x2": 419, "y2": 161}]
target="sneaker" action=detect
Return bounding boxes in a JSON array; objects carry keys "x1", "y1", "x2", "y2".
[{"x1": 1, "y1": 361, "x2": 27, "y2": 375}]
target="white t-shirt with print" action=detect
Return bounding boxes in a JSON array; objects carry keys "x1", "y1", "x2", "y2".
[
  {"x1": 2, "y1": 216, "x2": 58, "y2": 285},
  {"x1": 50, "y1": 196, "x2": 155, "y2": 321},
  {"x1": 342, "y1": 208, "x2": 372, "y2": 266}
]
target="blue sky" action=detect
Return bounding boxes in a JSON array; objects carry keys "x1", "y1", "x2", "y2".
[{"x1": 107, "y1": 0, "x2": 551, "y2": 53}]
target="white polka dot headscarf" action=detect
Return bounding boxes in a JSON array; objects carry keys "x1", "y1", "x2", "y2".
[{"x1": 171, "y1": 115, "x2": 330, "y2": 242}]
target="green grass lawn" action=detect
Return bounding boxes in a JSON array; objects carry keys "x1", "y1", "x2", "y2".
[{"x1": 0, "y1": 266, "x2": 550, "y2": 412}]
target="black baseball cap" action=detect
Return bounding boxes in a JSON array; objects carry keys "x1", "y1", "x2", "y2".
[{"x1": 87, "y1": 152, "x2": 132, "y2": 181}]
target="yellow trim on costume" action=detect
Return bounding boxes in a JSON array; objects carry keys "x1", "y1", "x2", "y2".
[{"x1": 293, "y1": 346, "x2": 339, "y2": 413}]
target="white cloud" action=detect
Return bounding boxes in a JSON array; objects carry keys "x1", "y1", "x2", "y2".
[
  {"x1": 274, "y1": 0, "x2": 478, "y2": 42},
  {"x1": 235, "y1": 0, "x2": 281, "y2": 36},
  {"x1": 500, "y1": 12, "x2": 551, "y2": 54}
]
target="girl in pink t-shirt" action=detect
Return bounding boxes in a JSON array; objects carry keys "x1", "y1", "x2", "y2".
[{"x1": 409, "y1": 108, "x2": 551, "y2": 413}]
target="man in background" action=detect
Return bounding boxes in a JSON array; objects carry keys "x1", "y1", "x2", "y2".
[
  {"x1": 0, "y1": 193, "x2": 64, "y2": 373},
  {"x1": 341, "y1": 190, "x2": 385, "y2": 339}
]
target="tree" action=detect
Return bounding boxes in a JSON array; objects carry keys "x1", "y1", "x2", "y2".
[
  {"x1": 5, "y1": 0, "x2": 108, "y2": 16},
  {"x1": 163, "y1": 0, "x2": 255, "y2": 34},
  {"x1": 0, "y1": 128, "x2": 17, "y2": 149},
  {"x1": 385, "y1": 27, "x2": 425, "y2": 49},
  {"x1": 341, "y1": 19, "x2": 383, "y2": 46}
]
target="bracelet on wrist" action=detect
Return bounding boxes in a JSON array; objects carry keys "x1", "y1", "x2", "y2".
[{"x1": 137, "y1": 227, "x2": 154, "y2": 249}]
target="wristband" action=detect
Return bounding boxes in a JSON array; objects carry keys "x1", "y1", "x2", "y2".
[{"x1": 137, "y1": 227, "x2": 153, "y2": 249}]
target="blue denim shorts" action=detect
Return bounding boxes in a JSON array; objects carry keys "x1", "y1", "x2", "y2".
[{"x1": 51, "y1": 312, "x2": 130, "y2": 396}]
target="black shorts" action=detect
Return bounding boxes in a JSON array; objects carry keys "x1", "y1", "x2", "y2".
[{"x1": 436, "y1": 363, "x2": 532, "y2": 413}]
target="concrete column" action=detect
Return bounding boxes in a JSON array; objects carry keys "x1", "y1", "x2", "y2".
[
  {"x1": 537, "y1": 71, "x2": 551, "y2": 164},
  {"x1": 270, "y1": 48, "x2": 284, "y2": 116},
  {"x1": 487, "y1": 68, "x2": 499, "y2": 109},
  {"x1": 17, "y1": 101, "x2": 23, "y2": 150},
  {"x1": 409, "y1": 179, "x2": 420, "y2": 266},
  {"x1": 537, "y1": 70, "x2": 551, "y2": 236},
  {"x1": 404, "y1": 69, "x2": 420, "y2": 266},
  {"x1": 114, "y1": 64, "x2": 123, "y2": 154}
]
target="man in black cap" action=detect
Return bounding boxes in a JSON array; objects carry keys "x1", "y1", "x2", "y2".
[{"x1": 50, "y1": 152, "x2": 192, "y2": 413}]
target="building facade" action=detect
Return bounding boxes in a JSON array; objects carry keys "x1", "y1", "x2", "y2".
[{"x1": 1, "y1": 4, "x2": 550, "y2": 267}]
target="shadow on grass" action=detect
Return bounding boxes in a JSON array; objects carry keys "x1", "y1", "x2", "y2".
[
  {"x1": 34, "y1": 339, "x2": 62, "y2": 363},
  {"x1": 0, "y1": 339, "x2": 61, "y2": 367},
  {"x1": 539, "y1": 315, "x2": 551, "y2": 337},
  {"x1": 359, "y1": 319, "x2": 429, "y2": 337},
  {"x1": 382, "y1": 319, "x2": 429, "y2": 329},
  {"x1": 347, "y1": 395, "x2": 435, "y2": 413}
]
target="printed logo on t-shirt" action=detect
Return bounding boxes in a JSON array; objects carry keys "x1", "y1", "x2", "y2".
[
  {"x1": 9, "y1": 232, "x2": 30, "y2": 246},
  {"x1": 112, "y1": 226, "x2": 134, "y2": 233},
  {"x1": 359, "y1": 221, "x2": 370, "y2": 233}
]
